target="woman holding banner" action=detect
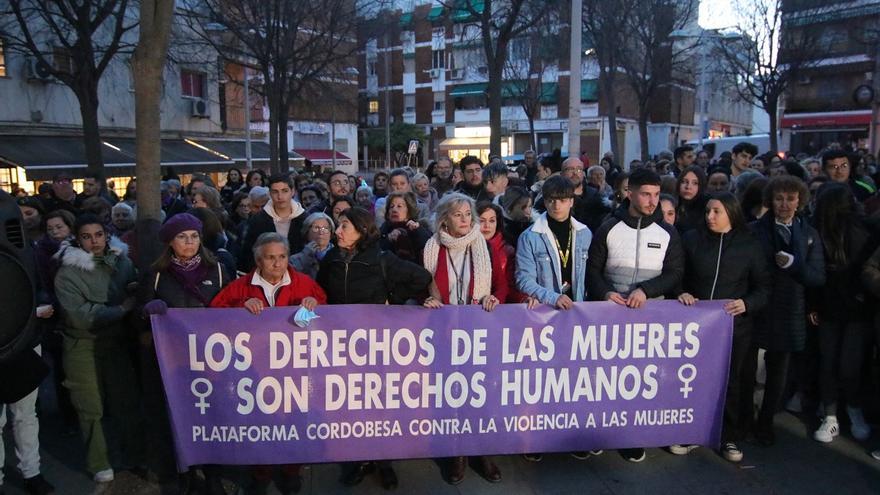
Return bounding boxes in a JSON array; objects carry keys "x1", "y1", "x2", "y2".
[
  {"x1": 317, "y1": 206, "x2": 431, "y2": 490},
  {"x1": 422, "y1": 193, "x2": 505, "y2": 485},
  {"x1": 140, "y1": 212, "x2": 231, "y2": 494},
  {"x1": 677, "y1": 192, "x2": 770, "y2": 464}
]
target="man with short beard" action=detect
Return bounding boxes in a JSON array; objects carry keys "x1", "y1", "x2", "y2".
[
  {"x1": 431, "y1": 156, "x2": 456, "y2": 197},
  {"x1": 557, "y1": 157, "x2": 610, "y2": 232}
]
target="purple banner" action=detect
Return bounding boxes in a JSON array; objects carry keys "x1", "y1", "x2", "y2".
[{"x1": 151, "y1": 301, "x2": 733, "y2": 468}]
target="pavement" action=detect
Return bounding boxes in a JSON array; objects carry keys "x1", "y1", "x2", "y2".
[{"x1": 3, "y1": 405, "x2": 880, "y2": 495}]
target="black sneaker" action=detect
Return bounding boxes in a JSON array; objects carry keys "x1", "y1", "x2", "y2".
[
  {"x1": 620, "y1": 448, "x2": 646, "y2": 463},
  {"x1": 569, "y1": 451, "x2": 590, "y2": 460},
  {"x1": 24, "y1": 475, "x2": 55, "y2": 495},
  {"x1": 521, "y1": 453, "x2": 543, "y2": 462}
]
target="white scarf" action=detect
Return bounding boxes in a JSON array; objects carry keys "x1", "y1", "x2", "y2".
[{"x1": 423, "y1": 225, "x2": 492, "y2": 302}]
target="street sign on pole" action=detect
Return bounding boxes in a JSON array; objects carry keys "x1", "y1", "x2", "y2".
[{"x1": 407, "y1": 139, "x2": 419, "y2": 155}]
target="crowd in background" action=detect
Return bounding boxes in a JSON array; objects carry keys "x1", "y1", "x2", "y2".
[{"x1": 4, "y1": 139, "x2": 880, "y2": 494}]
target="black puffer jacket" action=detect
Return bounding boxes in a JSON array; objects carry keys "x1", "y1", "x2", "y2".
[
  {"x1": 317, "y1": 244, "x2": 431, "y2": 304},
  {"x1": 749, "y1": 215, "x2": 825, "y2": 352},
  {"x1": 143, "y1": 261, "x2": 230, "y2": 309},
  {"x1": 680, "y1": 227, "x2": 771, "y2": 335}
]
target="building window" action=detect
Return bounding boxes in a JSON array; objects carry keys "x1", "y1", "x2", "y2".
[
  {"x1": 53, "y1": 46, "x2": 74, "y2": 74},
  {"x1": 0, "y1": 39, "x2": 6, "y2": 77},
  {"x1": 434, "y1": 101, "x2": 444, "y2": 111},
  {"x1": 369, "y1": 100, "x2": 379, "y2": 113},
  {"x1": 404, "y1": 94, "x2": 415, "y2": 113},
  {"x1": 181, "y1": 70, "x2": 206, "y2": 98},
  {"x1": 432, "y1": 49, "x2": 445, "y2": 69},
  {"x1": 509, "y1": 37, "x2": 530, "y2": 62}
]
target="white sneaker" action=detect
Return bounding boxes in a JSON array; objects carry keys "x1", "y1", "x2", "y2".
[
  {"x1": 871, "y1": 450, "x2": 880, "y2": 461},
  {"x1": 847, "y1": 406, "x2": 871, "y2": 441},
  {"x1": 814, "y1": 416, "x2": 839, "y2": 443},
  {"x1": 94, "y1": 469, "x2": 114, "y2": 483},
  {"x1": 667, "y1": 444, "x2": 699, "y2": 455},
  {"x1": 721, "y1": 442, "x2": 743, "y2": 463}
]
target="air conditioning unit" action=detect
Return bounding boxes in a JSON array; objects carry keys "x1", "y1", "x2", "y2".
[
  {"x1": 190, "y1": 98, "x2": 210, "y2": 118},
  {"x1": 429, "y1": 68, "x2": 443, "y2": 79},
  {"x1": 26, "y1": 57, "x2": 54, "y2": 82},
  {"x1": 449, "y1": 68, "x2": 464, "y2": 80}
]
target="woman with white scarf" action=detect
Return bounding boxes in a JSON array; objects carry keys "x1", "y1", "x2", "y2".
[{"x1": 422, "y1": 193, "x2": 505, "y2": 484}]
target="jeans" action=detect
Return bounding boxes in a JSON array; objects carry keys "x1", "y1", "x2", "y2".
[{"x1": 0, "y1": 379, "x2": 41, "y2": 484}]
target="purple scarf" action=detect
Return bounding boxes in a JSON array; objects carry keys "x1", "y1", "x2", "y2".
[{"x1": 167, "y1": 255, "x2": 212, "y2": 306}]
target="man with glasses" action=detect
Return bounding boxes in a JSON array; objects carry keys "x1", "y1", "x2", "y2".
[
  {"x1": 559, "y1": 157, "x2": 609, "y2": 232},
  {"x1": 822, "y1": 149, "x2": 874, "y2": 202},
  {"x1": 44, "y1": 172, "x2": 79, "y2": 214},
  {"x1": 431, "y1": 157, "x2": 456, "y2": 197}
]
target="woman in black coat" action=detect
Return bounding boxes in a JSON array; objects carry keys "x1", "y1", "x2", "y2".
[
  {"x1": 677, "y1": 192, "x2": 770, "y2": 464},
  {"x1": 316, "y1": 207, "x2": 431, "y2": 489},
  {"x1": 140, "y1": 213, "x2": 231, "y2": 494},
  {"x1": 746, "y1": 176, "x2": 825, "y2": 445},
  {"x1": 810, "y1": 183, "x2": 874, "y2": 444}
]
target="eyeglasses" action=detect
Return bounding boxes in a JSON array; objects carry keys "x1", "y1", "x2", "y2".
[
  {"x1": 828, "y1": 163, "x2": 849, "y2": 171},
  {"x1": 310, "y1": 226, "x2": 331, "y2": 233},
  {"x1": 174, "y1": 232, "x2": 201, "y2": 243},
  {"x1": 79, "y1": 231, "x2": 105, "y2": 241},
  {"x1": 330, "y1": 180, "x2": 348, "y2": 186}
]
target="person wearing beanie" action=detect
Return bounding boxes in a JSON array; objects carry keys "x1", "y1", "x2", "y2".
[{"x1": 141, "y1": 212, "x2": 231, "y2": 494}]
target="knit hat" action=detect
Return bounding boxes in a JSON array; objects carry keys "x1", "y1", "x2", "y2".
[{"x1": 159, "y1": 212, "x2": 202, "y2": 243}]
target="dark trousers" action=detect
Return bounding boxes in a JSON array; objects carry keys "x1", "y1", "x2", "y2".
[
  {"x1": 817, "y1": 319, "x2": 870, "y2": 414},
  {"x1": 722, "y1": 332, "x2": 755, "y2": 443},
  {"x1": 743, "y1": 347, "x2": 791, "y2": 432}
]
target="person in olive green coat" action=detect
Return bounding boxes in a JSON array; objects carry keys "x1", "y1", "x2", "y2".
[{"x1": 54, "y1": 214, "x2": 143, "y2": 484}]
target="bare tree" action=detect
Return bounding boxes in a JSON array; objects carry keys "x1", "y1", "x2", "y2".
[
  {"x1": 617, "y1": 0, "x2": 699, "y2": 161},
  {"x1": 501, "y1": 8, "x2": 563, "y2": 152},
  {"x1": 0, "y1": 0, "x2": 137, "y2": 174},
  {"x1": 132, "y1": 0, "x2": 174, "y2": 270},
  {"x1": 583, "y1": 0, "x2": 632, "y2": 163},
  {"x1": 181, "y1": 0, "x2": 373, "y2": 174},
  {"x1": 714, "y1": 0, "x2": 819, "y2": 153},
  {"x1": 441, "y1": 0, "x2": 558, "y2": 157}
]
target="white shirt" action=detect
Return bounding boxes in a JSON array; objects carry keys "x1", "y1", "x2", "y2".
[{"x1": 250, "y1": 269, "x2": 292, "y2": 307}]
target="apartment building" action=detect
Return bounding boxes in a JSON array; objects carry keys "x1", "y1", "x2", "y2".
[
  {"x1": 357, "y1": 1, "x2": 738, "y2": 166},
  {"x1": 780, "y1": 0, "x2": 880, "y2": 154}
]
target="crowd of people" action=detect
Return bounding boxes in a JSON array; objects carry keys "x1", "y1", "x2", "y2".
[{"x1": 3, "y1": 141, "x2": 880, "y2": 494}]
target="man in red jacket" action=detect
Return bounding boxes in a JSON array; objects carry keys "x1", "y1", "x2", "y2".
[{"x1": 210, "y1": 231, "x2": 325, "y2": 495}]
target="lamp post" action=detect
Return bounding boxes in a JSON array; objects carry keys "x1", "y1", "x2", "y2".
[{"x1": 568, "y1": 0, "x2": 583, "y2": 158}]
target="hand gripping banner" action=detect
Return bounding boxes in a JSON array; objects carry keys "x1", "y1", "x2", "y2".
[{"x1": 151, "y1": 300, "x2": 733, "y2": 468}]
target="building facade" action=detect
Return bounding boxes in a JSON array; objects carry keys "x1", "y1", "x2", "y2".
[
  {"x1": 357, "y1": 1, "x2": 741, "y2": 166},
  {"x1": 780, "y1": 0, "x2": 880, "y2": 155}
]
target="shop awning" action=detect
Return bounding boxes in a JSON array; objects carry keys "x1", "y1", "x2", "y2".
[
  {"x1": 451, "y1": 0, "x2": 484, "y2": 22},
  {"x1": 294, "y1": 149, "x2": 352, "y2": 164},
  {"x1": 439, "y1": 136, "x2": 490, "y2": 149},
  {"x1": 449, "y1": 83, "x2": 487, "y2": 97},
  {"x1": 184, "y1": 138, "x2": 294, "y2": 164},
  {"x1": 427, "y1": 5, "x2": 444, "y2": 22},
  {"x1": 0, "y1": 135, "x2": 235, "y2": 181},
  {"x1": 781, "y1": 110, "x2": 872, "y2": 128}
]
